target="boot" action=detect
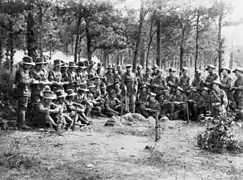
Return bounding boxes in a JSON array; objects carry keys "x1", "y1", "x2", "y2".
[{"x1": 18, "y1": 110, "x2": 31, "y2": 130}]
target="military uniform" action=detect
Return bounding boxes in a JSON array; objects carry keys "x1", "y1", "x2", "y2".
[
  {"x1": 159, "y1": 90, "x2": 173, "y2": 116},
  {"x1": 166, "y1": 75, "x2": 179, "y2": 94},
  {"x1": 233, "y1": 69, "x2": 243, "y2": 110},
  {"x1": 221, "y1": 75, "x2": 232, "y2": 100},
  {"x1": 49, "y1": 60, "x2": 63, "y2": 92},
  {"x1": 122, "y1": 65, "x2": 137, "y2": 113},
  {"x1": 104, "y1": 92, "x2": 121, "y2": 117},
  {"x1": 171, "y1": 88, "x2": 188, "y2": 120},
  {"x1": 151, "y1": 73, "x2": 167, "y2": 97},
  {"x1": 136, "y1": 87, "x2": 149, "y2": 117},
  {"x1": 179, "y1": 75, "x2": 190, "y2": 91},
  {"x1": 192, "y1": 76, "x2": 204, "y2": 91},
  {"x1": 146, "y1": 93, "x2": 160, "y2": 118},
  {"x1": 66, "y1": 62, "x2": 78, "y2": 90},
  {"x1": 14, "y1": 56, "x2": 34, "y2": 129}
]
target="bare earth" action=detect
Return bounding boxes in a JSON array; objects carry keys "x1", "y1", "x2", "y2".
[{"x1": 0, "y1": 117, "x2": 243, "y2": 180}]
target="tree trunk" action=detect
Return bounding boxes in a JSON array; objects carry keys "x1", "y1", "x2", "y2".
[
  {"x1": 26, "y1": 7, "x2": 37, "y2": 60},
  {"x1": 38, "y1": 6, "x2": 43, "y2": 57},
  {"x1": 7, "y1": 20, "x2": 14, "y2": 71},
  {"x1": 218, "y1": 2, "x2": 223, "y2": 74},
  {"x1": 146, "y1": 19, "x2": 154, "y2": 68},
  {"x1": 179, "y1": 27, "x2": 185, "y2": 72},
  {"x1": 74, "y1": 16, "x2": 81, "y2": 63},
  {"x1": 156, "y1": 18, "x2": 160, "y2": 67},
  {"x1": 195, "y1": 10, "x2": 200, "y2": 73},
  {"x1": 140, "y1": 40, "x2": 145, "y2": 67},
  {"x1": 85, "y1": 19, "x2": 92, "y2": 62},
  {"x1": 132, "y1": 0, "x2": 145, "y2": 72}
]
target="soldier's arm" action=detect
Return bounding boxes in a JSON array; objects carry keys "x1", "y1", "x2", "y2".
[{"x1": 222, "y1": 91, "x2": 228, "y2": 106}]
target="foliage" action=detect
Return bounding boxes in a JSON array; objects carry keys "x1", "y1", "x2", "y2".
[{"x1": 197, "y1": 114, "x2": 243, "y2": 154}]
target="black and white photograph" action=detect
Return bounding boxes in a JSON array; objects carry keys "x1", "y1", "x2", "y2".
[{"x1": 0, "y1": 0, "x2": 243, "y2": 179}]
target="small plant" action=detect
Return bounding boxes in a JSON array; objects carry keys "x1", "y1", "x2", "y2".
[{"x1": 197, "y1": 113, "x2": 243, "y2": 154}]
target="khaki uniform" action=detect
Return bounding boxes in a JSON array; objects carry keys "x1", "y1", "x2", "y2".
[
  {"x1": 233, "y1": 75, "x2": 243, "y2": 110},
  {"x1": 122, "y1": 72, "x2": 137, "y2": 113},
  {"x1": 49, "y1": 70, "x2": 63, "y2": 92},
  {"x1": 104, "y1": 95, "x2": 121, "y2": 117},
  {"x1": 136, "y1": 91, "x2": 149, "y2": 117},
  {"x1": 205, "y1": 73, "x2": 218, "y2": 86},
  {"x1": 171, "y1": 93, "x2": 187, "y2": 120},
  {"x1": 66, "y1": 70, "x2": 78, "y2": 90},
  {"x1": 221, "y1": 75, "x2": 232, "y2": 100},
  {"x1": 179, "y1": 75, "x2": 190, "y2": 91},
  {"x1": 15, "y1": 67, "x2": 32, "y2": 128},
  {"x1": 166, "y1": 75, "x2": 179, "y2": 94},
  {"x1": 151, "y1": 75, "x2": 167, "y2": 96},
  {"x1": 192, "y1": 77, "x2": 204, "y2": 90}
]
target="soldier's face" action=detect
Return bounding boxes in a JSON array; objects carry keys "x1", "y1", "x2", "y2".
[
  {"x1": 55, "y1": 66, "x2": 61, "y2": 71},
  {"x1": 127, "y1": 68, "x2": 132, "y2": 73},
  {"x1": 235, "y1": 71, "x2": 240, "y2": 77},
  {"x1": 208, "y1": 68, "x2": 213, "y2": 73},
  {"x1": 169, "y1": 71, "x2": 173, "y2": 76},
  {"x1": 176, "y1": 90, "x2": 181, "y2": 95}
]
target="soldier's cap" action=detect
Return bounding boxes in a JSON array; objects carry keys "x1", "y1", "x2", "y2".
[
  {"x1": 61, "y1": 63, "x2": 69, "y2": 68},
  {"x1": 140, "y1": 84, "x2": 148, "y2": 89},
  {"x1": 56, "y1": 90, "x2": 68, "y2": 98},
  {"x1": 220, "y1": 67, "x2": 231, "y2": 74},
  {"x1": 35, "y1": 57, "x2": 47, "y2": 65},
  {"x1": 205, "y1": 64, "x2": 216, "y2": 70},
  {"x1": 78, "y1": 84, "x2": 89, "y2": 92},
  {"x1": 41, "y1": 90, "x2": 57, "y2": 100},
  {"x1": 169, "y1": 67, "x2": 176, "y2": 72},
  {"x1": 107, "y1": 64, "x2": 113, "y2": 69},
  {"x1": 152, "y1": 64, "x2": 158, "y2": 69},
  {"x1": 212, "y1": 79, "x2": 221, "y2": 86},
  {"x1": 66, "y1": 89, "x2": 77, "y2": 96},
  {"x1": 69, "y1": 62, "x2": 78, "y2": 68},
  {"x1": 177, "y1": 87, "x2": 184, "y2": 92},
  {"x1": 54, "y1": 59, "x2": 62, "y2": 67},
  {"x1": 150, "y1": 92, "x2": 156, "y2": 97},
  {"x1": 233, "y1": 67, "x2": 243, "y2": 74},
  {"x1": 22, "y1": 56, "x2": 35, "y2": 66},
  {"x1": 43, "y1": 85, "x2": 51, "y2": 91},
  {"x1": 137, "y1": 65, "x2": 142, "y2": 70},
  {"x1": 182, "y1": 67, "x2": 188, "y2": 71},
  {"x1": 125, "y1": 64, "x2": 132, "y2": 68}
]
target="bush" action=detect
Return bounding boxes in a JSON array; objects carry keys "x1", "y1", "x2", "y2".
[{"x1": 197, "y1": 113, "x2": 243, "y2": 154}]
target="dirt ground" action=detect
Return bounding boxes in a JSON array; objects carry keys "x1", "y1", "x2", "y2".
[{"x1": 0, "y1": 117, "x2": 243, "y2": 180}]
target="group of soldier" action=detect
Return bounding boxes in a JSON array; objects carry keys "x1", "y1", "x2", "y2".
[{"x1": 14, "y1": 55, "x2": 243, "y2": 130}]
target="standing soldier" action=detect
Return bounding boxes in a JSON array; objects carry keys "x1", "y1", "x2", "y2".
[
  {"x1": 192, "y1": 70, "x2": 204, "y2": 91},
  {"x1": 179, "y1": 67, "x2": 190, "y2": 92},
  {"x1": 136, "y1": 65, "x2": 143, "y2": 89},
  {"x1": 61, "y1": 63, "x2": 69, "y2": 83},
  {"x1": 117, "y1": 65, "x2": 124, "y2": 77},
  {"x1": 151, "y1": 69, "x2": 167, "y2": 99},
  {"x1": 105, "y1": 64, "x2": 115, "y2": 93},
  {"x1": 66, "y1": 62, "x2": 78, "y2": 90},
  {"x1": 14, "y1": 56, "x2": 35, "y2": 130},
  {"x1": 122, "y1": 64, "x2": 138, "y2": 113},
  {"x1": 205, "y1": 64, "x2": 218, "y2": 87},
  {"x1": 220, "y1": 67, "x2": 232, "y2": 101},
  {"x1": 30, "y1": 57, "x2": 48, "y2": 106},
  {"x1": 166, "y1": 67, "x2": 179, "y2": 95},
  {"x1": 49, "y1": 59, "x2": 63, "y2": 92},
  {"x1": 232, "y1": 68, "x2": 243, "y2": 111}
]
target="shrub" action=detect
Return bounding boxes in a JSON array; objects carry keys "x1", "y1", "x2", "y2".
[{"x1": 197, "y1": 113, "x2": 243, "y2": 154}]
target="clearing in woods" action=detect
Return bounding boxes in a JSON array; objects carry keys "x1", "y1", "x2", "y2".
[{"x1": 0, "y1": 117, "x2": 243, "y2": 180}]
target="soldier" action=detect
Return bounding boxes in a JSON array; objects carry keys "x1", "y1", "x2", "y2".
[
  {"x1": 66, "y1": 62, "x2": 78, "y2": 90},
  {"x1": 105, "y1": 64, "x2": 115, "y2": 93},
  {"x1": 171, "y1": 87, "x2": 188, "y2": 120},
  {"x1": 14, "y1": 56, "x2": 35, "y2": 130},
  {"x1": 104, "y1": 89, "x2": 121, "y2": 117},
  {"x1": 30, "y1": 57, "x2": 48, "y2": 106},
  {"x1": 179, "y1": 67, "x2": 190, "y2": 91},
  {"x1": 136, "y1": 84, "x2": 150, "y2": 117},
  {"x1": 232, "y1": 67, "x2": 243, "y2": 111},
  {"x1": 159, "y1": 88, "x2": 173, "y2": 116},
  {"x1": 66, "y1": 88, "x2": 92, "y2": 126},
  {"x1": 220, "y1": 67, "x2": 232, "y2": 102},
  {"x1": 136, "y1": 65, "x2": 143, "y2": 88},
  {"x1": 205, "y1": 64, "x2": 218, "y2": 87},
  {"x1": 49, "y1": 59, "x2": 63, "y2": 92},
  {"x1": 77, "y1": 61, "x2": 88, "y2": 85},
  {"x1": 114, "y1": 66, "x2": 122, "y2": 84},
  {"x1": 117, "y1": 65, "x2": 124, "y2": 77},
  {"x1": 32, "y1": 89, "x2": 60, "y2": 129},
  {"x1": 151, "y1": 69, "x2": 167, "y2": 99},
  {"x1": 152, "y1": 64, "x2": 159, "y2": 78},
  {"x1": 208, "y1": 79, "x2": 228, "y2": 117},
  {"x1": 122, "y1": 64, "x2": 138, "y2": 113},
  {"x1": 166, "y1": 67, "x2": 179, "y2": 95},
  {"x1": 96, "y1": 62, "x2": 103, "y2": 77},
  {"x1": 114, "y1": 82, "x2": 123, "y2": 101},
  {"x1": 146, "y1": 92, "x2": 161, "y2": 118},
  {"x1": 61, "y1": 63, "x2": 69, "y2": 83},
  {"x1": 142, "y1": 67, "x2": 152, "y2": 87},
  {"x1": 192, "y1": 70, "x2": 204, "y2": 91}
]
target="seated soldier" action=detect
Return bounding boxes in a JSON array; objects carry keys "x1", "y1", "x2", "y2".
[
  {"x1": 32, "y1": 89, "x2": 60, "y2": 130},
  {"x1": 158, "y1": 87, "x2": 173, "y2": 116},
  {"x1": 146, "y1": 92, "x2": 161, "y2": 118},
  {"x1": 136, "y1": 84, "x2": 150, "y2": 117},
  {"x1": 151, "y1": 69, "x2": 167, "y2": 100},
  {"x1": 55, "y1": 90, "x2": 74, "y2": 130},
  {"x1": 114, "y1": 82, "x2": 123, "y2": 101},
  {"x1": 208, "y1": 79, "x2": 228, "y2": 117},
  {"x1": 171, "y1": 87, "x2": 188, "y2": 120},
  {"x1": 104, "y1": 90, "x2": 122, "y2": 117},
  {"x1": 187, "y1": 88, "x2": 207, "y2": 121},
  {"x1": 65, "y1": 89, "x2": 92, "y2": 126}
]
